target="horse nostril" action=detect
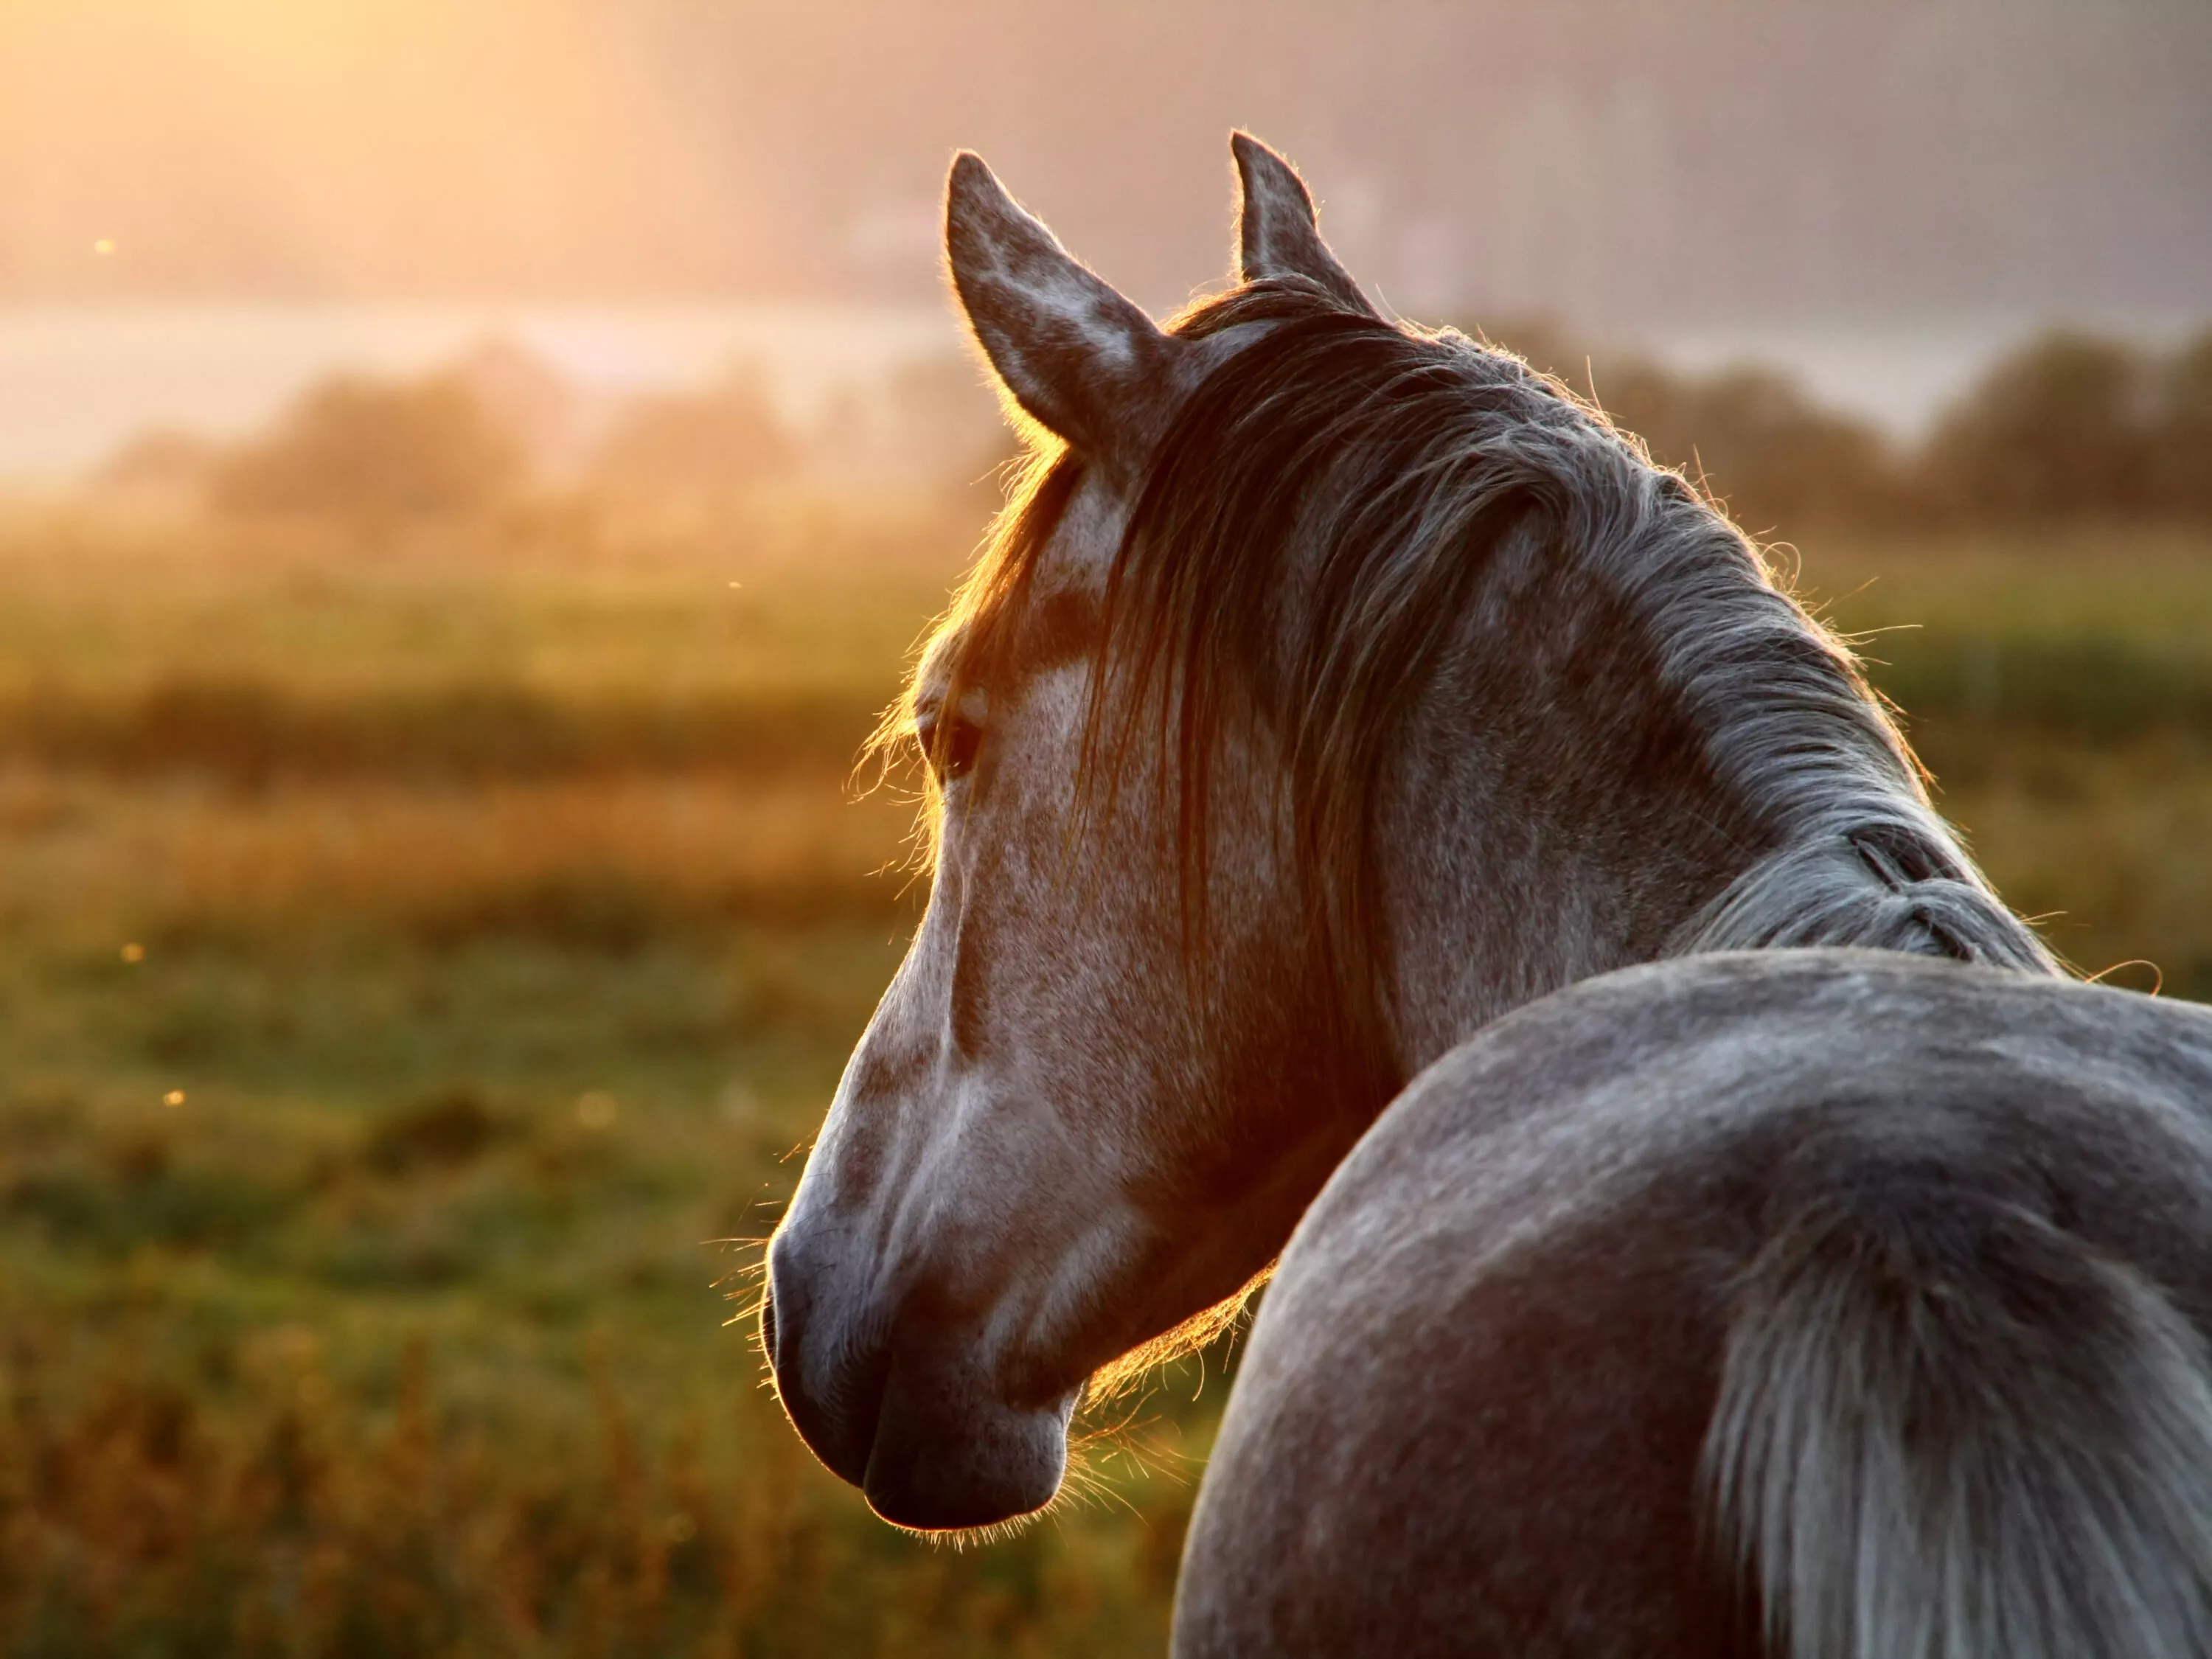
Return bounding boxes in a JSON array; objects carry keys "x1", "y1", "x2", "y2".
[{"x1": 758, "y1": 1252, "x2": 894, "y2": 1489}]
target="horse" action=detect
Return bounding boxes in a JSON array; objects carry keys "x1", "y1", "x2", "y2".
[{"x1": 761, "y1": 133, "x2": 2212, "y2": 1655}]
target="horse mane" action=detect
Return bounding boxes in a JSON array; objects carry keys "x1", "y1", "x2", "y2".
[{"x1": 900, "y1": 278, "x2": 2059, "y2": 1020}]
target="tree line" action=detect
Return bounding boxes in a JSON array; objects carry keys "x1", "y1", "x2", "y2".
[
  {"x1": 1498, "y1": 323, "x2": 2212, "y2": 533},
  {"x1": 98, "y1": 325, "x2": 2212, "y2": 535}
]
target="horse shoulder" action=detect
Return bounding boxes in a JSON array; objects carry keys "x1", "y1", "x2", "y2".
[{"x1": 1174, "y1": 951, "x2": 2212, "y2": 1658}]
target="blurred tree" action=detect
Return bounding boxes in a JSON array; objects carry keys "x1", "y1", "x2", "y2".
[
  {"x1": 878, "y1": 354, "x2": 1018, "y2": 485},
  {"x1": 2149, "y1": 327, "x2": 2212, "y2": 519},
  {"x1": 212, "y1": 373, "x2": 524, "y2": 528},
  {"x1": 96, "y1": 427, "x2": 224, "y2": 507},
  {"x1": 807, "y1": 352, "x2": 1016, "y2": 492},
  {"x1": 447, "y1": 337, "x2": 588, "y2": 479},
  {"x1": 1921, "y1": 331, "x2": 2152, "y2": 520},
  {"x1": 587, "y1": 367, "x2": 794, "y2": 509}
]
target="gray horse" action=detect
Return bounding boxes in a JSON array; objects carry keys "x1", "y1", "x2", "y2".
[{"x1": 763, "y1": 134, "x2": 2212, "y2": 1654}]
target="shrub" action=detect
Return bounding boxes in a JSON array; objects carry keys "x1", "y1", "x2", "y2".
[
  {"x1": 96, "y1": 427, "x2": 226, "y2": 507},
  {"x1": 212, "y1": 373, "x2": 524, "y2": 528},
  {"x1": 1921, "y1": 330, "x2": 2153, "y2": 520},
  {"x1": 587, "y1": 369, "x2": 794, "y2": 509},
  {"x1": 2149, "y1": 327, "x2": 2212, "y2": 519}
]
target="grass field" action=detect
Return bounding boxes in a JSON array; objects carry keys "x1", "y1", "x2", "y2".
[
  {"x1": 1795, "y1": 522, "x2": 2212, "y2": 995},
  {"x1": 2, "y1": 498, "x2": 2208, "y2": 1655}
]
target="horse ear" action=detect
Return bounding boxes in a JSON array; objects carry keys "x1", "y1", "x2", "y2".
[
  {"x1": 1231, "y1": 132, "x2": 1374, "y2": 316},
  {"x1": 945, "y1": 152, "x2": 1179, "y2": 465}
]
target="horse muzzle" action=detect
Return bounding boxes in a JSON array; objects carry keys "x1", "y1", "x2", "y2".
[{"x1": 763, "y1": 1225, "x2": 1077, "y2": 1531}]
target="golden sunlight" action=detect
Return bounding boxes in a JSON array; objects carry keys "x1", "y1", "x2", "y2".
[{"x1": 0, "y1": 0, "x2": 712, "y2": 296}]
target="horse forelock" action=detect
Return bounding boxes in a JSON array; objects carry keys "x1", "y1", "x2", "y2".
[{"x1": 886, "y1": 276, "x2": 2058, "y2": 1007}]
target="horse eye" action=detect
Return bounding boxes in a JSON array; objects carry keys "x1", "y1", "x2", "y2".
[{"x1": 919, "y1": 712, "x2": 983, "y2": 782}]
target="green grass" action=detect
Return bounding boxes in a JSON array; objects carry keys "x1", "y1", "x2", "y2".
[
  {"x1": 1, "y1": 503, "x2": 2208, "y2": 1655},
  {"x1": 1792, "y1": 523, "x2": 2212, "y2": 740},
  {"x1": 0, "y1": 498, "x2": 968, "y2": 692},
  {"x1": 0, "y1": 501, "x2": 1217, "y2": 1658},
  {"x1": 1788, "y1": 521, "x2": 2212, "y2": 990},
  {"x1": 0, "y1": 878, "x2": 1212, "y2": 1658}
]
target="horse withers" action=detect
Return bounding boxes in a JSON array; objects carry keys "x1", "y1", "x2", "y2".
[{"x1": 762, "y1": 133, "x2": 2212, "y2": 1653}]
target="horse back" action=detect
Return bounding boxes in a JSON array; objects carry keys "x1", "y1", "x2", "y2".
[{"x1": 1173, "y1": 950, "x2": 2212, "y2": 1658}]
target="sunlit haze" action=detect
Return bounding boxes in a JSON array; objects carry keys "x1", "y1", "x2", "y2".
[
  {"x1": 2, "y1": 0, "x2": 2206, "y2": 315},
  {"x1": 7, "y1": 7, "x2": 2212, "y2": 1650},
  {"x1": 3, "y1": 0, "x2": 2208, "y2": 476}
]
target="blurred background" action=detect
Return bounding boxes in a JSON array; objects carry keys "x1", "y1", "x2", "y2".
[{"x1": 2, "y1": 1, "x2": 2208, "y2": 1653}]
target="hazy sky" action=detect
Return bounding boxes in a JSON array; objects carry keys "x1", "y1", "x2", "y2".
[{"x1": 4, "y1": 0, "x2": 2208, "y2": 328}]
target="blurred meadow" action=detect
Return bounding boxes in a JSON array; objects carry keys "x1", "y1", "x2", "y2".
[
  {"x1": 3, "y1": 1, "x2": 2210, "y2": 1646},
  {"x1": 0, "y1": 315, "x2": 2208, "y2": 1655}
]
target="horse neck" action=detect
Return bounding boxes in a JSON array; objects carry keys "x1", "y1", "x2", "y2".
[{"x1": 1368, "y1": 532, "x2": 2058, "y2": 1082}]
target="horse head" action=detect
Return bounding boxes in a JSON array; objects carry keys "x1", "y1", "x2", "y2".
[
  {"x1": 759, "y1": 130, "x2": 2037, "y2": 1536},
  {"x1": 763, "y1": 136, "x2": 1385, "y2": 1531}
]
